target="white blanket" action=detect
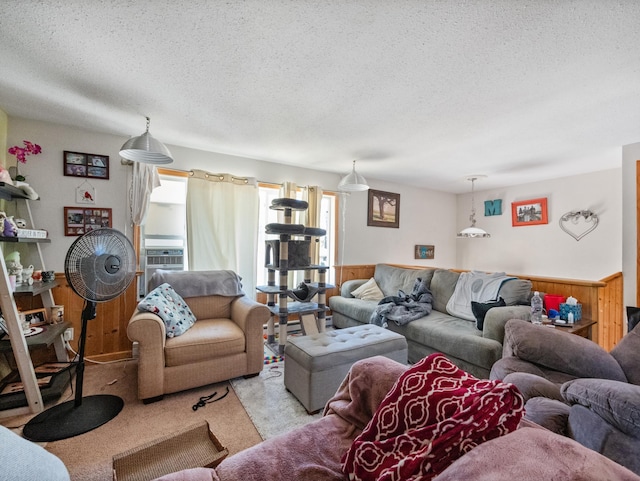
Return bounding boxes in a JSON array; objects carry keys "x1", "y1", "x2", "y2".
[{"x1": 446, "y1": 271, "x2": 515, "y2": 321}]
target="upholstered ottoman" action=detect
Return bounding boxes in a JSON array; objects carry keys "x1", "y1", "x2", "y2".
[{"x1": 284, "y1": 324, "x2": 408, "y2": 413}]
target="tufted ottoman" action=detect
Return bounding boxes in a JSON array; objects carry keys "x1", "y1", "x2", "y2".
[{"x1": 284, "y1": 324, "x2": 408, "y2": 413}]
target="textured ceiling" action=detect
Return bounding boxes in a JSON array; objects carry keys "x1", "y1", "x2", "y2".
[{"x1": 0, "y1": 1, "x2": 639, "y2": 193}]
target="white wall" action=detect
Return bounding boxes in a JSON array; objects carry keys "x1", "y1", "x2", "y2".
[
  {"x1": 7, "y1": 117, "x2": 458, "y2": 273},
  {"x1": 622, "y1": 142, "x2": 640, "y2": 309},
  {"x1": 456, "y1": 169, "x2": 622, "y2": 280}
]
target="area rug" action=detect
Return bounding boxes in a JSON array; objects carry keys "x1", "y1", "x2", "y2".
[{"x1": 230, "y1": 354, "x2": 321, "y2": 440}]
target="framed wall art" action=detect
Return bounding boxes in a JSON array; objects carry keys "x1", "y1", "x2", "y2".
[
  {"x1": 414, "y1": 245, "x2": 435, "y2": 260},
  {"x1": 64, "y1": 207, "x2": 112, "y2": 236},
  {"x1": 367, "y1": 189, "x2": 400, "y2": 228},
  {"x1": 512, "y1": 198, "x2": 548, "y2": 227},
  {"x1": 64, "y1": 151, "x2": 110, "y2": 180}
]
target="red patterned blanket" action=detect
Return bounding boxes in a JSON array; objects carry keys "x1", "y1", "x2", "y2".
[{"x1": 342, "y1": 353, "x2": 524, "y2": 481}]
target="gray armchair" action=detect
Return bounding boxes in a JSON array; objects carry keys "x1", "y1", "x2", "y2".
[{"x1": 490, "y1": 319, "x2": 640, "y2": 475}]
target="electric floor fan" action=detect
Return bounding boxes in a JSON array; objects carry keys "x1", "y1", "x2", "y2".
[{"x1": 23, "y1": 228, "x2": 136, "y2": 442}]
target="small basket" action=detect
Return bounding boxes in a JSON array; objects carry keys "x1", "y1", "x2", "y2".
[{"x1": 112, "y1": 420, "x2": 228, "y2": 481}]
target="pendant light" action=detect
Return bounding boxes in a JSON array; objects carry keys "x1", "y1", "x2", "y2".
[
  {"x1": 119, "y1": 116, "x2": 174, "y2": 164},
  {"x1": 338, "y1": 160, "x2": 369, "y2": 192},
  {"x1": 457, "y1": 176, "x2": 490, "y2": 238}
]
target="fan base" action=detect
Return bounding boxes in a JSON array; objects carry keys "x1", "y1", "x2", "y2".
[{"x1": 22, "y1": 394, "x2": 124, "y2": 442}]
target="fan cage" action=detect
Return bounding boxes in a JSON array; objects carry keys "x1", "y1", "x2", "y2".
[{"x1": 65, "y1": 228, "x2": 136, "y2": 302}]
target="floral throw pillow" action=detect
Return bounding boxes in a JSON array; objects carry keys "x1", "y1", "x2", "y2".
[
  {"x1": 137, "y1": 283, "x2": 197, "y2": 338},
  {"x1": 342, "y1": 353, "x2": 524, "y2": 481}
]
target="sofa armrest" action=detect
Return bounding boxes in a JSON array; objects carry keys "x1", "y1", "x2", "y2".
[
  {"x1": 483, "y1": 306, "x2": 530, "y2": 344},
  {"x1": 127, "y1": 311, "x2": 167, "y2": 400},
  {"x1": 230, "y1": 296, "x2": 271, "y2": 332},
  {"x1": 562, "y1": 378, "x2": 640, "y2": 438},
  {"x1": 340, "y1": 279, "x2": 367, "y2": 298},
  {"x1": 323, "y1": 355, "x2": 407, "y2": 430}
]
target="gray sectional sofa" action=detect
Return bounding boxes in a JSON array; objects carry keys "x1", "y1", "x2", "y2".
[{"x1": 328, "y1": 264, "x2": 533, "y2": 378}]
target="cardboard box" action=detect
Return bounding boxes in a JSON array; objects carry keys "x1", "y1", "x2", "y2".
[{"x1": 559, "y1": 303, "x2": 582, "y2": 321}]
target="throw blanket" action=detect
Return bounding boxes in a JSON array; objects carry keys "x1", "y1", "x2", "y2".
[
  {"x1": 446, "y1": 271, "x2": 515, "y2": 321},
  {"x1": 342, "y1": 353, "x2": 525, "y2": 481},
  {"x1": 148, "y1": 269, "x2": 245, "y2": 298},
  {"x1": 370, "y1": 277, "x2": 433, "y2": 328}
]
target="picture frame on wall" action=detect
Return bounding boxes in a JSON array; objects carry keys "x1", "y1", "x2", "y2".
[
  {"x1": 512, "y1": 197, "x2": 548, "y2": 226},
  {"x1": 64, "y1": 151, "x2": 109, "y2": 179},
  {"x1": 64, "y1": 207, "x2": 112, "y2": 236},
  {"x1": 367, "y1": 189, "x2": 400, "y2": 228},
  {"x1": 414, "y1": 245, "x2": 435, "y2": 259}
]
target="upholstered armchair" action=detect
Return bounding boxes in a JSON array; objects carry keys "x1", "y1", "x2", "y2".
[
  {"x1": 490, "y1": 319, "x2": 640, "y2": 475},
  {"x1": 127, "y1": 270, "x2": 270, "y2": 403}
]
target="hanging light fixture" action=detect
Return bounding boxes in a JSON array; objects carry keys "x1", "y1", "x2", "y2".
[
  {"x1": 119, "y1": 116, "x2": 174, "y2": 164},
  {"x1": 338, "y1": 160, "x2": 369, "y2": 192},
  {"x1": 457, "y1": 176, "x2": 490, "y2": 238}
]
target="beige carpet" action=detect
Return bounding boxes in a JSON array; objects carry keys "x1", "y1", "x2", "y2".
[{"x1": 1, "y1": 360, "x2": 263, "y2": 481}]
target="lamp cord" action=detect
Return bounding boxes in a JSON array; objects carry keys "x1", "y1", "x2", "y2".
[{"x1": 192, "y1": 386, "x2": 230, "y2": 411}]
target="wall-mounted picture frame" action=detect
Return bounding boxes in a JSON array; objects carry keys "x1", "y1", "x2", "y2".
[
  {"x1": 22, "y1": 308, "x2": 47, "y2": 326},
  {"x1": 64, "y1": 207, "x2": 112, "y2": 236},
  {"x1": 367, "y1": 189, "x2": 400, "y2": 228},
  {"x1": 64, "y1": 151, "x2": 109, "y2": 180},
  {"x1": 414, "y1": 245, "x2": 435, "y2": 259},
  {"x1": 75, "y1": 180, "x2": 96, "y2": 204},
  {"x1": 512, "y1": 197, "x2": 548, "y2": 227}
]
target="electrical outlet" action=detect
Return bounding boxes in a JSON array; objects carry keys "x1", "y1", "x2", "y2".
[{"x1": 63, "y1": 328, "x2": 74, "y2": 341}]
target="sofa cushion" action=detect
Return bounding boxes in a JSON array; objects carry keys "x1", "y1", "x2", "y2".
[
  {"x1": 472, "y1": 298, "x2": 506, "y2": 330},
  {"x1": 351, "y1": 277, "x2": 384, "y2": 301},
  {"x1": 497, "y1": 279, "x2": 533, "y2": 306},
  {"x1": 562, "y1": 378, "x2": 640, "y2": 438},
  {"x1": 342, "y1": 353, "x2": 524, "y2": 481},
  {"x1": 164, "y1": 318, "x2": 245, "y2": 367},
  {"x1": 524, "y1": 397, "x2": 570, "y2": 435},
  {"x1": 373, "y1": 264, "x2": 435, "y2": 297},
  {"x1": 503, "y1": 319, "x2": 628, "y2": 382},
  {"x1": 137, "y1": 283, "x2": 197, "y2": 338},
  {"x1": 430, "y1": 269, "x2": 460, "y2": 313},
  {"x1": 610, "y1": 323, "x2": 640, "y2": 385}
]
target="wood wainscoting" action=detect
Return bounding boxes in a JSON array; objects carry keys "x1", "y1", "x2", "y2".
[
  {"x1": 332, "y1": 265, "x2": 624, "y2": 351},
  {"x1": 15, "y1": 273, "x2": 139, "y2": 362}
]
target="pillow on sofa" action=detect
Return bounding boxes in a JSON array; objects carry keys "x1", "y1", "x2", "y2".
[
  {"x1": 471, "y1": 297, "x2": 506, "y2": 330},
  {"x1": 137, "y1": 283, "x2": 197, "y2": 338},
  {"x1": 497, "y1": 279, "x2": 533, "y2": 305},
  {"x1": 351, "y1": 277, "x2": 384, "y2": 301},
  {"x1": 342, "y1": 353, "x2": 524, "y2": 481}
]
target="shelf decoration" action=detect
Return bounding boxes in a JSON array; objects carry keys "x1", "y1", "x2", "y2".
[
  {"x1": 559, "y1": 210, "x2": 599, "y2": 241},
  {"x1": 64, "y1": 151, "x2": 109, "y2": 180},
  {"x1": 75, "y1": 180, "x2": 96, "y2": 204},
  {"x1": 512, "y1": 198, "x2": 548, "y2": 227},
  {"x1": 64, "y1": 207, "x2": 112, "y2": 236}
]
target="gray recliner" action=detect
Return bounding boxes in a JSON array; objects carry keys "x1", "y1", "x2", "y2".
[{"x1": 490, "y1": 319, "x2": 640, "y2": 475}]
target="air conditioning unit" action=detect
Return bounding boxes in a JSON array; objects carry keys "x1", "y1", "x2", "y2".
[{"x1": 144, "y1": 248, "x2": 185, "y2": 293}]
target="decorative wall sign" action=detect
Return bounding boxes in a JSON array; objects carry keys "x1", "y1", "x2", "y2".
[
  {"x1": 64, "y1": 151, "x2": 109, "y2": 179},
  {"x1": 559, "y1": 210, "x2": 599, "y2": 241},
  {"x1": 414, "y1": 245, "x2": 435, "y2": 259},
  {"x1": 64, "y1": 207, "x2": 112, "y2": 236},
  {"x1": 367, "y1": 189, "x2": 400, "y2": 228},
  {"x1": 511, "y1": 198, "x2": 548, "y2": 227},
  {"x1": 75, "y1": 180, "x2": 96, "y2": 204},
  {"x1": 484, "y1": 199, "x2": 502, "y2": 216}
]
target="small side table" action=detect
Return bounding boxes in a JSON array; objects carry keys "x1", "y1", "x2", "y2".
[{"x1": 551, "y1": 318, "x2": 597, "y2": 340}]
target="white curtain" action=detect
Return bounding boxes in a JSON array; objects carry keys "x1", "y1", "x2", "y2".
[
  {"x1": 130, "y1": 162, "x2": 161, "y2": 225},
  {"x1": 186, "y1": 170, "x2": 259, "y2": 297},
  {"x1": 303, "y1": 186, "x2": 323, "y2": 268}
]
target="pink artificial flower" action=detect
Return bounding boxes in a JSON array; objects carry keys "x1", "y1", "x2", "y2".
[{"x1": 8, "y1": 140, "x2": 42, "y2": 163}]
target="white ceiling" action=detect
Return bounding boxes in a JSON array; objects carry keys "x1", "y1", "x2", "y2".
[{"x1": 1, "y1": 1, "x2": 639, "y2": 193}]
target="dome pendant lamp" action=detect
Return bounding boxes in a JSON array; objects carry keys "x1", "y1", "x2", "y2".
[
  {"x1": 457, "y1": 176, "x2": 490, "y2": 238},
  {"x1": 338, "y1": 160, "x2": 369, "y2": 192},
  {"x1": 119, "y1": 116, "x2": 174, "y2": 164}
]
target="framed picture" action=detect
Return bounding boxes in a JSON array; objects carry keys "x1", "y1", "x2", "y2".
[
  {"x1": 22, "y1": 308, "x2": 47, "y2": 326},
  {"x1": 367, "y1": 189, "x2": 400, "y2": 228},
  {"x1": 64, "y1": 151, "x2": 109, "y2": 180},
  {"x1": 64, "y1": 207, "x2": 112, "y2": 236},
  {"x1": 414, "y1": 245, "x2": 435, "y2": 260},
  {"x1": 512, "y1": 198, "x2": 548, "y2": 227}
]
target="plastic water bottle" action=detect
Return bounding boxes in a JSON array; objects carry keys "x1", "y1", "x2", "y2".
[{"x1": 531, "y1": 291, "x2": 543, "y2": 325}]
